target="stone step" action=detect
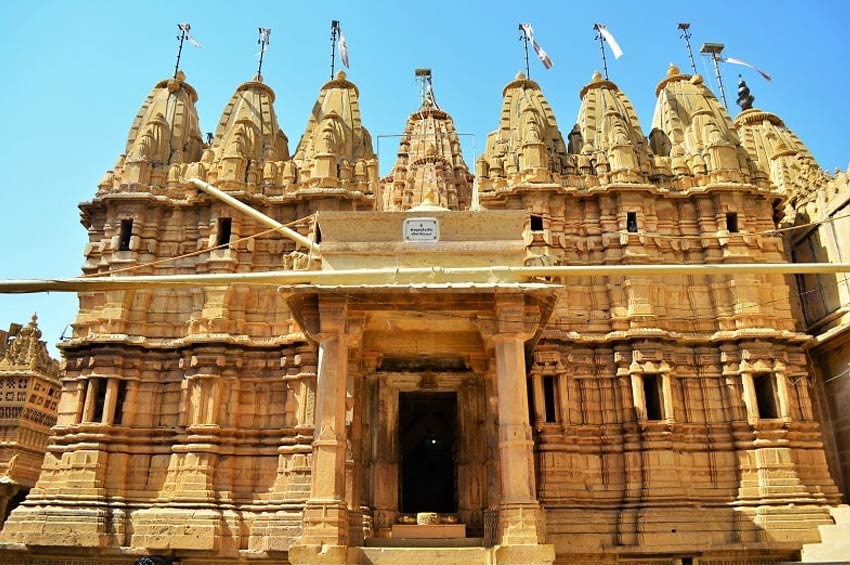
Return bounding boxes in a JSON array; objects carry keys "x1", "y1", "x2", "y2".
[
  {"x1": 800, "y1": 505, "x2": 850, "y2": 563},
  {"x1": 365, "y1": 537, "x2": 484, "y2": 547},
  {"x1": 352, "y1": 546, "x2": 491, "y2": 565}
]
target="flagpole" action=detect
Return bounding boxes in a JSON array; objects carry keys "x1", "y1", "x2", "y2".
[
  {"x1": 257, "y1": 29, "x2": 267, "y2": 78},
  {"x1": 518, "y1": 24, "x2": 530, "y2": 78},
  {"x1": 700, "y1": 42, "x2": 728, "y2": 107},
  {"x1": 174, "y1": 25, "x2": 188, "y2": 79},
  {"x1": 593, "y1": 25, "x2": 609, "y2": 80},
  {"x1": 330, "y1": 20, "x2": 339, "y2": 80},
  {"x1": 677, "y1": 23, "x2": 698, "y2": 75}
]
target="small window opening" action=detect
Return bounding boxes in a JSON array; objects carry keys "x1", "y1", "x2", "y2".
[
  {"x1": 530, "y1": 214, "x2": 544, "y2": 232},
  {"x1": 118, "y1": 219, "x2": 133, "y2": 251},
  {"x1": 113, "y1": 380, "x2": 128, "y2": 425},
  {"x1": 643, "y1": 375, "x2": 663, "y2": 421},
  {"x1": 681, "y1": 558, "x2": 694, "y2": 565},
  {"x1": 726, "y1": 212, "x2": 739, "y2": 233},
  {"x1": 626, "y1": 212, "x2": 638, "y2": 233},
  {"x1": 543, "y1": 376, "x2": 557, "y2": 423},
  {"x1": 526, "y1": 377, "x2": 535, "y2": 424},
  {"x1": 91, "y1": 379, "x2": 107, "y2": 423},
  {"x1": 754, "y1": 374, "x2": 778, "y2": 419},
  {"x1": 315, "y1": 223, "x2": 322, "y2": 244},
  {"x1": 216, "y1": 218, "x2": 232, "y2": 248}
]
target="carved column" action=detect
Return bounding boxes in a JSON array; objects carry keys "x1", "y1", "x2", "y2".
[
  {"x1": 300, "y1": 297, "x2": 350, "y2": 547},
  {"x1": 486, "y1": 295, "x2": 546, "y2": 547},
  {"x1": 102, "y1": 378, "x2": 119, "y2": 424}
]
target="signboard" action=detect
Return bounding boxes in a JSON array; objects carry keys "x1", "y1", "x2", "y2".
[{"x1": 403, "y1": 217, "x2": 440, "y2": 241}]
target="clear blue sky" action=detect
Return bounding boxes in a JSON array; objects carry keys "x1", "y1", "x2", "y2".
[{"x1": 1, "y1": 0, "x2": 848, "y2": 355}]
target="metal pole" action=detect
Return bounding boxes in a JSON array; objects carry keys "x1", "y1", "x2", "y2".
[
  {"x1": 700, "y1": 43, "x2": 728, "y2": 107},
  {"x1": 257, "y1": 29, "x2": 268, "y2": 78},
  {"x1": 595, "y1": 28, "x2": 609, "y2": 80},
  {"x1": 3, "y1": 263, "x2": 850, "y2": 294},
  {"x1": 710, "y1": 52, "x2": 728, "y2": 107},
  {"x1": 189, "y1": 178, "x2": 319, "y2": 253},
  {"x1": 678, "y1": 23, "x2": 697, "y2": 75},
  {"x1": 518, "y1": 25, "x2": 530, "y2": 78},
  {"x1": 174, "y1": 25, "x2": 187, "y2": 79},
  {"x1": 330, "y1": 20, "x2": 338, "y2": 80}
]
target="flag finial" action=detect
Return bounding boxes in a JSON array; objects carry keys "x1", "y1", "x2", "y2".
[
  {"x1": 174, "y1": 23, "x2": 201, "y2": 79},
  {"x1": 257, "y1": 28, "x2": 271, "y2": 79},
  {"x1": 677, "y1": 23, "x2": 698, "y2": 75},
  {"x1": 519, "y1": 23, "x2": 553, "y2": 78},
  {"x1": 593, "y1": 23, "x2": 623, "y2": 80},
  {"x1": 330, "y1": 21, "x2": 349, "y2": 80}
]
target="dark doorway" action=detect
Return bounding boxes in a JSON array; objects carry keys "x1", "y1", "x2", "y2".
[{"x1": 399, "y1": 392, "x2": 457, "y2": 514}]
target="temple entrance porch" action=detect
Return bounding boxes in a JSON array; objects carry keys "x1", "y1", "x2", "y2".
[{"x1": 285, "y1": 284, "x2": 558, "y2": 564}]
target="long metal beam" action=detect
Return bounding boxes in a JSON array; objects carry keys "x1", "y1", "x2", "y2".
[
  {"x1": 2, "y1": 263, "x2": 850, "y2": 294},
  {"x1": 189, "y1": 177, "x2": 320, "y2": 254}
]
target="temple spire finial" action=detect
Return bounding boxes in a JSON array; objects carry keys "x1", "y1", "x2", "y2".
[{"x1": 737, "y1": 74, "x2": 755, "y2": 111}]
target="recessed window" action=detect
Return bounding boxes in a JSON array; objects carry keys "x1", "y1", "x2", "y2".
[
  {"x1": 113, "y1": 380, "x2": 128, "y2": 425},
  {"x1": 118, "y1": 219, "x2": 133, "y2": 251},
  {"x1": 91, "y1": 379, "x2": 107, "y2": 423},
  {"x1": 726, "y1": 212, "x2": 739, "y2": 233},
  {"x1": 216, "y1": 218, "x2": 232, "y2": 248},
  {"x1": 754, "y1": 374, "x2": 778, "y2": 419},
  {"x1": 643, "y1": 375, "x2": 663, "y2": 421},
  {"x1": 543, "y1": 375, "x2": 558, "y2": 423},
  {"x1": 530, "y1": 214, "x2": 544, "y2": 232},
  {"x1": 627, "y1": 212, "x2": 638, "y2": 233},
  {"x1": 526, "y1": 377, "x2": 535, "y2": 424}
]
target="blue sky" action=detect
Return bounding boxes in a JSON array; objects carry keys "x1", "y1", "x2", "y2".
[{"x1": 1, "y1": 0, "x2": 848, "y2": 355}]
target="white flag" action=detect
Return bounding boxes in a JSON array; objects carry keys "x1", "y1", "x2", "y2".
[
  {"x1": 722, "y1": 57, "x2": 772, "y2": 83},
  {"x1": 258, "y1": 28, "x2": 271, "y2": 57},
  {"x1": 338, "y1": 27, "x2": 349, "y2": 68},
  {"x1": 520, "y1": 23, "x2": 554, "y2": 70},
  {"x1": 594, "y1": 23, "x2": 623, "y2": 59},
  {"x1": 178, "y1": 23, "x2": 202, "y2": 48}
]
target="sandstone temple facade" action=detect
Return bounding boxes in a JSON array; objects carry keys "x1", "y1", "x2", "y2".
[{"x1": 0, "y1": 60, "x2": 847, "y2": 565}]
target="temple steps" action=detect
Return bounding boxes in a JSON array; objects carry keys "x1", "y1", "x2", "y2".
[
  {"x1": 800, "y1": 505, "x2": 850, "y2": 563},
  {"x1": 364, "y1": 537, "x2": 484, "y2": 547},
  {"x1": 351, "y1": 546, "x2": 491, "y2": 565}
]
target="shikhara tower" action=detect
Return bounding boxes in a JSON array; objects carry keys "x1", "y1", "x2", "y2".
[{"x1": 0, "y1": 55, "x2": 848, "y2": 565}]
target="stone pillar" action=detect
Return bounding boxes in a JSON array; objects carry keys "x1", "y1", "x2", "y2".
[
  {"x1": 531, "y1": 372, "x2": 545, "y2": 425},
  {"x1": 81, "y1": 379, "x2": 98, "y2": 423},
  {"x1": 296, "y1": 297, "x2": 350, "y2": 560},
  {"x1": 102, "y1": 378, "x2": 119, "y2": 424},
  {"x1": 485, "y1": 295, "x2": 552, "y2": 563},
  {"x1": 741, "y1": 371, "x2": 759, "y2": 423}
]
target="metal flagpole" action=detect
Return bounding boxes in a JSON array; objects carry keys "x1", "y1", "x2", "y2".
[
  {"x1": 593, "y1": 25, "x2": 609, "y2": 80},
  {"x1": 330, "y1": 20, "x2": 339, "y2": 79},
  {"x1": 257, "y1": 28, "x2": 270, "y2": 78},
  {"x1": 174, "y1": 24, "x2": 188, "y2": 79},
  {"x1": 518, "y1": 25, "x2": 531, "y2": 78},
  {"x1": 678, "y1": 23, "x2": 698, "y2": 75},
  {"x1": 700, "y1": 42, "x2": 728, "y2": 107}
]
